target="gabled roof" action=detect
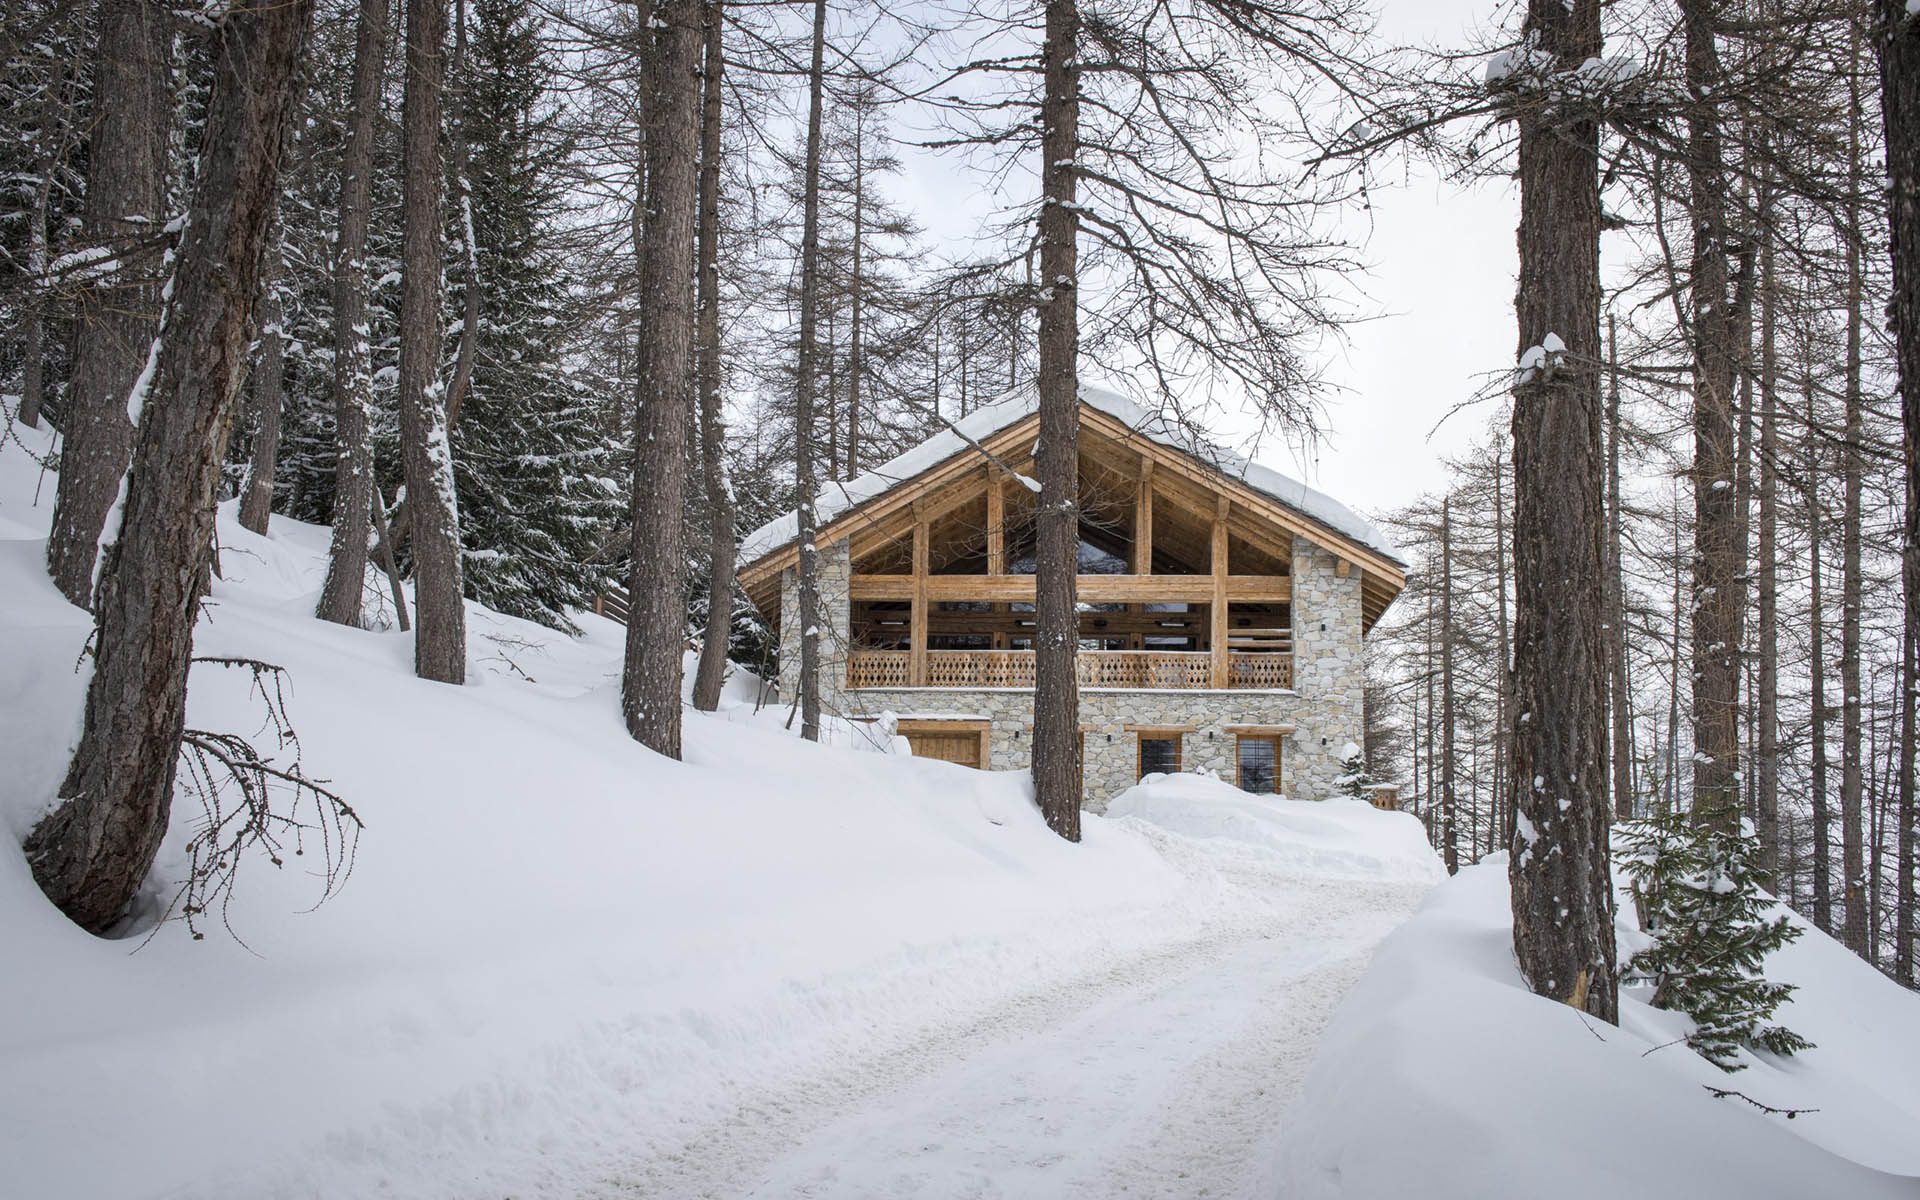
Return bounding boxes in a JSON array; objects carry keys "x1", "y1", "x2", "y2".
[{"x1": 741, "y1": 384, "x2": 1405, "y2": 571}]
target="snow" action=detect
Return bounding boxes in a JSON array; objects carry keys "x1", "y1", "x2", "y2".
[
  {"x1": 0, "y1": 419, "x2": 1436, "y2": 1199},
  {"x1": 1275, "y1": 856, "x2": 1920, "y2": 1199},
  {"x1": 740, "y1": 384, "x2": 1403, "y2": 567}
]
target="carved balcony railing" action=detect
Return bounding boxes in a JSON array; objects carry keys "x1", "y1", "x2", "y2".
[{"x1": 845, "y1": 648, "x2": 1293, "y2": 690}]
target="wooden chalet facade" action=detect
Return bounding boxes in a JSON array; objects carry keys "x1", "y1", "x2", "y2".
[{"x1": 737, "y1": 389, "x2": 1407, "y2": 807}]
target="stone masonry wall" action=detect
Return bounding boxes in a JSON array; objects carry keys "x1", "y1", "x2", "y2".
[{"x1": 775, "y1": 533, "x2": 1369, "y2": 810}]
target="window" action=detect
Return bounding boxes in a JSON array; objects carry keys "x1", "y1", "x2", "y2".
[
  {"x1": 1236, "y1": 735, "x2": 1281, "y2": 794},
  {"x1": 1138, "y1": 734, "x2": 1182, "y2": 780}
]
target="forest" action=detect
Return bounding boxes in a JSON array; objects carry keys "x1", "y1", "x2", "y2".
[{"x1": 2, "y1": 0, "x2": 1919, "y2": 1168}]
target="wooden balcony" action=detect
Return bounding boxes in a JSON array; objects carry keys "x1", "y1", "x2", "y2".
[{"x1": 846, "y1": 648, "x2": 1293, "y2": 691}]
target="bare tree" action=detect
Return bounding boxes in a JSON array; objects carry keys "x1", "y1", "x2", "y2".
[
  {"x1": 621, "y1": 0, "x2": 702, "y2": 756},
  {"x1": 25, "y1": 0, "x2": 316, "y2": 933},
  {"x1": 317, "y1": 0, "x2": 391, "y2": 628},
  {"x1": 399, "y1": 0, "x2": 468, "y2": 684},
  {"x1": 44, "y1": 0, "x2": 169, "y2": 608},
  {"x1": 1030, "y1": 0, "x2": 1084, "y2": 841},
  {"x1": 1503, "y1": 0, "x2": 1618, "y2": 1023},
  {"x1": 791, "y1": 0, "x2": 828, "y2": 744},
  {"x1": 1875, "y1": 0, "x2": 1919, "y2": 980},
  {"x1": 690, "y1": 0, "x2": 734, "y2": 714}
]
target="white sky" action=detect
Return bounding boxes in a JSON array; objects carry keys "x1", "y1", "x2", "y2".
[{"x1": 885, "y1": 0, "x2": 1516, "y2": 522}]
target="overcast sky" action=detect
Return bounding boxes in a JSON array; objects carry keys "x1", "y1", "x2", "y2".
[{"x1": 883, "y1": 0, "x2": 1519, "y2": 525}]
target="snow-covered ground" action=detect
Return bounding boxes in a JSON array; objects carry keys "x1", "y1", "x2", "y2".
[
  {"x1": 0, "y1": 421, "x2": 1440, "y2": 1200},
  {"x1": 1276, "y1": 856, "x2": 1920, "y2": 1199}
]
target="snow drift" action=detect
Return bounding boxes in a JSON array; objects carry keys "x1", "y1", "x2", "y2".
[{"x1": 1274, "y1": 856, "x2": 1920, "y2": 1199}]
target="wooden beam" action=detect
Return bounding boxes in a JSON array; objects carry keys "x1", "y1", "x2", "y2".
[
  {"x1": 910, "y1": 509, "x2": 929, "y2": 686},
  {"x1": 986, "y1": 466, "x2": 1006, "y2": 574},
  {"x1": 1211, "y1": 496, "x2": 1230, "y2": 688},
  {"x1": 848, "y1": 572, "x2": 1289, "y2": 604},
  {"x1": 1132, "y1": 457, "x2": 1154, "y2": 574}
]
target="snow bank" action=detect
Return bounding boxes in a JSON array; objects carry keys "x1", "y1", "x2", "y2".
[
  {"x1": 739, "y1": 383, "x2": 1403, "y2": 566},
  {"x1": 1274, "y1": 857, "x2": 1920, "y2": 1199},
  {"x1": 1107, "y1": 773, "x2": 1444, "y2": 885},
  {"x1": 0, "y1": 420, "x2": 1421, "y2": 1200}
]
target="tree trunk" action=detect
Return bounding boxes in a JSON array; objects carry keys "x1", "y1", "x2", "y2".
[
  {"x1": 1809, "y1": 374, "x2": 1833, "y2": 932},
  {"x1": 238, "y1": 262, "x2": 285, "y2": 536},
  {"x1": 846, "y1": 102, "x2": 865, "y2": 479},
  {"x1": 690, "y1": 0, "x2": 734, "y2": 714},
  {"x1": 45, "y1": 0, "x2": 170, "y2": 608},
  {"x1": 1682, "y1": 0, "x2": 1743, "y2": 835},
  {"x1": 621, "y1": 0, "x2": 701, "y2": 754},
  {"x1": 1494, "y1": 448, "x2": 1514, "y2": 846},
  {"x1": 1756, "y1": 183, "x2": 1781, "y2": 880},
  {"x1": 1032, "y1": 0, "x2": 1083, "y2": 842},
  {"x1": 316, "y1": 0, "x2": 390, "y2": 628},
  {"x1": 1441, "y1": 496, "x2": 1459, "y2": 875},
  {"x1": 24, "y1": 0, "x2": 314, "y2": 933},
  {"x1": 1876, "y1": 0, "x2": 1920, "y2": 985},
  {"x1": 399, "y1": 0, "x2": 467, "y2": 684},
  {"x1": 442, "y1": 0, "x2": 481, "y2": 433},
  {"x1": 1842, "y1": 32, "x2": 1870, "y2": 955},
  {"x1": 791, "y1": 0, "x2": 828, "y2": 743},
  {"x1": 1606, "y1": 317, "x2": 1634, "y2": 821},
  {"x1": 1506, "y1": 0, "x2": 1617, "y2": 1023}
]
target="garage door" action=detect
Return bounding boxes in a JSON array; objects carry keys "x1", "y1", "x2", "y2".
[{"x1": 897, "y1": 720, "x2": 990, "y2": 769}]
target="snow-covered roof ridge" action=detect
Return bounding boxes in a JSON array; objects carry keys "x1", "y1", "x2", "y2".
[{"x1": 739, "y1": 383, "x2": 1404, "y2": 568}]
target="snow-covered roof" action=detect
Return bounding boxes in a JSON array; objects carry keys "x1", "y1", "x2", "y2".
[{"x1": 740, "y1": 384, "x2": 1404, "y2": 569}]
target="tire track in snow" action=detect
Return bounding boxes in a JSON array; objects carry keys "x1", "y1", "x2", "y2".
[{"x1": 595, "y1": 877, "x2": 1428, "y2": 1199}]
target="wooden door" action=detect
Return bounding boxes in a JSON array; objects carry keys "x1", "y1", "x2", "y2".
[{"x1": 897, "y1": 719, "x2": 991, "y2": 769}]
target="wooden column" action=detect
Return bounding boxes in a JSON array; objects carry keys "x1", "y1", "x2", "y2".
[
  {"x1": 1131, "y1": 457, "x2": 1154, "y2": 650},
  {"x1": 1211, "y1": 495, "x2": 1230, "y2": 688},
  {"x1": 986, "y1": 467, "x2": 1007, "y2": 650},
  {"x1": 910, "y1": 505, "x2": 929, "y2": 685}
]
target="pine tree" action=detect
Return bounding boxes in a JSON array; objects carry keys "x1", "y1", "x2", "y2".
[
  {"x1": 451, "y1": 0, "x2": 621, "y2": 629},
  {"x1": 1618, "y1": 813, "x2": 1813, "y2": 1071},
  {"x1": 1335, "y1": 742, "x2": 1374, "y2": 802}
]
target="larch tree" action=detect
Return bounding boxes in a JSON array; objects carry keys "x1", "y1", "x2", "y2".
[
  {"x1": 1501, "y1": 0, "x2": 1619, "y2": 1022},
  {"x1": 316, "y1": 0, "x2": 392, "y2": 629},
  {"x1": 1874, "y1": 0, "x2": 1918, "y2": 981},
  {"x1": 399, "y1": 0, "x2": 468, "y2": 683},
  {"x1": 44, "y1": 0, "x2": 169, "y2": 609},
  {"x1": 24, "y1": 0, "x2": 316, "y2": 933},
  {"x1": 621, "y1": 0, "x2": 702, "y2": 756},
  {"x1": 791, "y1": 0, "x2": 829, "y2": 744},
  {"x1": 690, "y1": 0, "x2": 735, "y2": 714},
  {"x1": 1031, "y1": 0, "x2": 1084, "y2": 840}
]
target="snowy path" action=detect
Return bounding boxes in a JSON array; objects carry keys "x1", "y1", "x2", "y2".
[{"x1": 600, "y1": 876, "x2": 1427, "y2": 1200}]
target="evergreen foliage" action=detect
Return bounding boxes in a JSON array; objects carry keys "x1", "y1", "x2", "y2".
[
  {"x1": 450, "y1": 0, "x2": 622, "y2": 629},
  {"x1": 1335, "y1": 742, "x2": 1374, "y2": 801},
  {"x1": 1617, "y1": 813, "x2": 1813, "y2": 1071}
]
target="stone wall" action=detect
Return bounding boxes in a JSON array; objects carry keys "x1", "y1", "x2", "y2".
[{"x1": 776, "y1": 532, "x2": 1369, "y2": 809}]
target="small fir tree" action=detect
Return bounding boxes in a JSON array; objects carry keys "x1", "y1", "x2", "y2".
[
  {"x1": 1616, "y1": 813, "x2": 1813, "y2": 1071},
  {"x1": 1335, "y1": 741, "x2": 1373, "y2": 801}
]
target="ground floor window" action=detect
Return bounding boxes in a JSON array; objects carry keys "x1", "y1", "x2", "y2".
[
  {"x1": 1236, "y1": 735, "x2": 1281, "y2": 794},
  {"x1": 1138, "y1": 734, "x2": 1182, "y2": 780}
]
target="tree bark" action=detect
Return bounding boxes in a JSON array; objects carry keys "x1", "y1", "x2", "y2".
[
  {"x1": 316, "y1": 0, "x2": 390, "y2": 628},
  {"x1": 1683, "y1": 0, "x2": 1744, "y2": 835},
  {"x1": 1875, "y1": 0, "x2": 1919, "y2": 985},
  {"x1": 442, "y1": 0, "x2": 482, "y2": 433},
  {"x1": 24, "y1": 0, "x2": 314, "y2": 933},
  {"x1": 621, "y1": 0, "x2": 701, "y2": 755},
  {"x1": 1842, "y1": 31, "x2": 1870, "y2": 954},
  {"x1": 690, "y1": 0, "x2": 734, "y2": 714},
  {"x1": 238, "y1": 262, "x2": 285, "y2": 536},
  {"x1": 1494, "y1": 449, "x2": 1514, "y2": 847},
  {"x1": 1607, "y1": 317, "x2": 1634, "y2": 821},
  {"x1": 1506, "y1": 0, "x2": 1617, "y2": 1023},
  {"x1": 1756, "y1": 183, "x2": 1781, "y2": 879},
  {"x1": 790, "y1": 0, "x2": 828, "y2": 742},
  {"x1": 1808, "y1": 373, "x2": 1833, "y2": 932},
  {"x1": 1032, "y1": 0, "x2": 1083, "y2": 842},
  {"x1": 846, "y1": 98, "x2": 865, "y2": 479},
  {"x1": 399, "y1": 0, "x2": 467, "y2": 684},
  {"x1": 1441, "y1": 496, "x2": 1459, "y2": 875},
  {"x1": 45, "y1": 0, "x2": 170, "y2": 609}
]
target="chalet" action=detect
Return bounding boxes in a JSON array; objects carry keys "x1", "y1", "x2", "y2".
[{"x1": 736, "y1": 387, "x2": 1407, "y2": 808}]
